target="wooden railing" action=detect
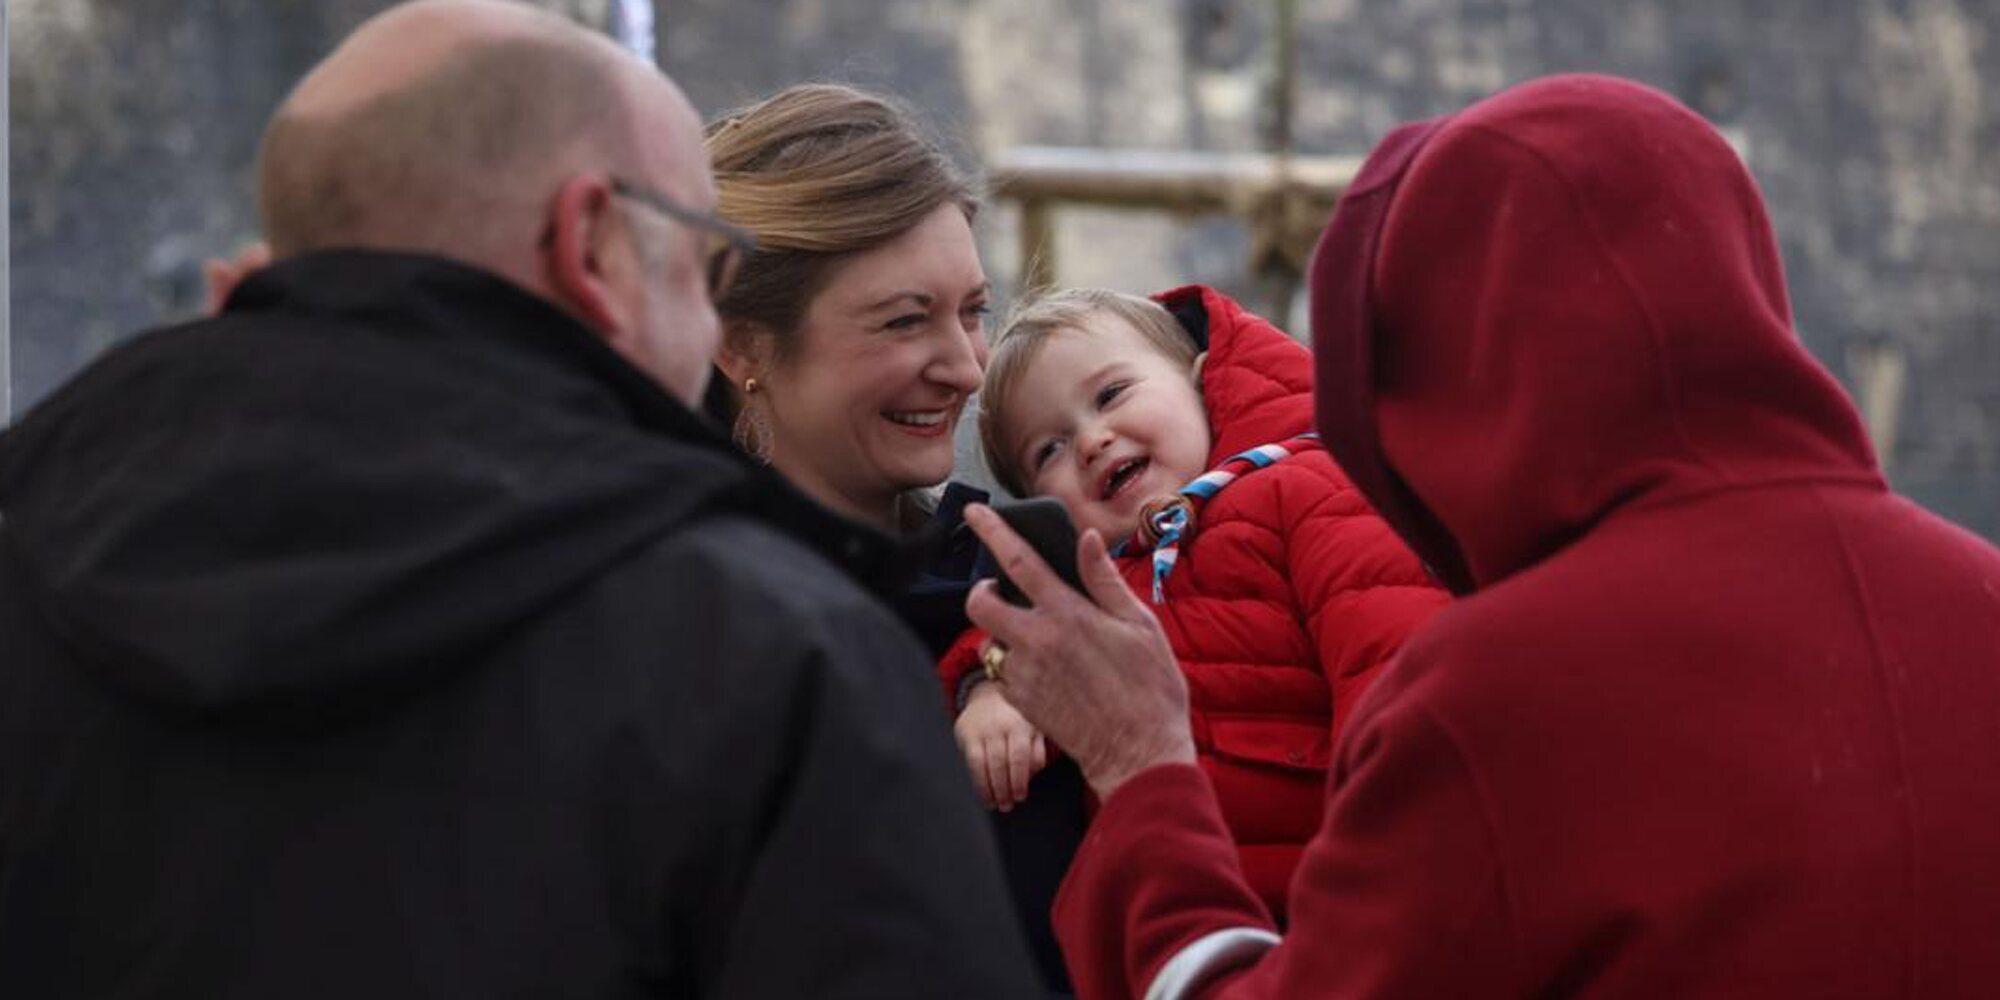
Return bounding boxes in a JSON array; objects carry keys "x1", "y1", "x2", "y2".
[{"x1": 987, "y1": 146, "x2": 1361, "y2": 322}]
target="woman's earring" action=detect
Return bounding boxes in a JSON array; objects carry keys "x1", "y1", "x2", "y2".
[{"x1": 733, "y1": 378, "x2": 773, "y2": 464}]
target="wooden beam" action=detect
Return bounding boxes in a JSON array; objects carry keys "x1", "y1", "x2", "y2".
[{"x1": 988, "y1": 146, "x2": 1360, "y2": 216}]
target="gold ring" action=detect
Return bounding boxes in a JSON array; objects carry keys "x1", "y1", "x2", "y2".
[{"x1": 980, "y1": 640, "x2": 1008, "y2": 683}]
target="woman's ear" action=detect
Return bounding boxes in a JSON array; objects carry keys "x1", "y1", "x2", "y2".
[
  {"x1": 542, "y1": 175, "x2": 629, "y2": 338},
  {"x1": 714, "y1": 324, "x2": 782, "y2": 461},
  {"x1": 1188, "y1": 351, "x2": 1208, "y2": 385},
  {"x1": 713, "y1": 321, "x2": 774, "y2": 391}
]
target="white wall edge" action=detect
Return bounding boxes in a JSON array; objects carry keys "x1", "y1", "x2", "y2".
[{"x1": 2, "y1": 0, "x2": 13, "y2": 422}]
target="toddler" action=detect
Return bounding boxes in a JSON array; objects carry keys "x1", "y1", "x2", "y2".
[{"x1": 941, "y1": 285, "x2": 1447, "y2": 918}]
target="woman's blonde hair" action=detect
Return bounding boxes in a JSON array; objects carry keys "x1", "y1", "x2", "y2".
[
  {"x1": 704, "y1": 84, "x2": 978, "y2": 368},
  {"x1": 979, "y1": 288, "x2": 1198, "y2": 498}
]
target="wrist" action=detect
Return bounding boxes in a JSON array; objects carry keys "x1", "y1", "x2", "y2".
[
  {"x1": 954, "y1": 672, "x2": 991, "y2": 713},
  {"x1": 1084, "y1": 733, "x2": 1196, "y2": 801}
]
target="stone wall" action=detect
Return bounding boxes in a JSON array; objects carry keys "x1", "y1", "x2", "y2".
[
  {"x1": 10, "y1": 0, "x2": 1997, "y2": 537},
  {"x1": 1267, "y1": 0, "x2": 2000, "y2": 537},
  {"x1": 7, "y1": 0, "x2": 607, "y2": 411}
]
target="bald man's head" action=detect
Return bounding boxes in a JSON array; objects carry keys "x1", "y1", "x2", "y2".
[{"x1": 257, "y1": 0, "x2": 672, "y2": 268}]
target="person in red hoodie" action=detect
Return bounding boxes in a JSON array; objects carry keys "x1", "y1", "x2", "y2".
[
  {"x1": 962, "y1": 74, "x2": 2000, "y2": 999},
  {"x1": 940, "y1": 286, "x2": 1445, "y2": 919}
]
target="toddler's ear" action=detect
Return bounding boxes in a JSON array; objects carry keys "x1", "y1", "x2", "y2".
[{"x1": 1188, "y1": 352, "x2": 1208, "y2": 384}]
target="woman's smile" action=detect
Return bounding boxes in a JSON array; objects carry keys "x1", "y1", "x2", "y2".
[{"x1": 885, "y1": 406, "x2": 957, "y2": 436}]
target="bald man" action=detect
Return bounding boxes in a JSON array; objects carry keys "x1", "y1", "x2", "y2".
[{"x1": 0, "y1": 3, "x2": 1034, "y2": 996}]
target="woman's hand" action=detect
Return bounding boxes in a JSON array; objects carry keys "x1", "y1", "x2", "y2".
[
  {"x1": 202, "y1": 242, "x2": 272, "y2": 316},
  {"x1": 963, "y1": 504, "x2": 1196, "y2": 802},
  {"x1": 953, "y1": 679, "x2": 1047, "y2": 811}
]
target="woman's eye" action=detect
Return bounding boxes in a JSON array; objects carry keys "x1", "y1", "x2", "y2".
[
  {"x1": 884, "y1": 312, "x2": 927, "y2": 331},
  {"x1": 960, "y1": 302, "x2": 990, "y2": 333},
  {"x1": 1095, "y1": 381, "x2": 1129, "y2": 408}
]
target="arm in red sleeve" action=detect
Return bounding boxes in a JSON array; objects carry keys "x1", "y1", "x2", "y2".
[
  {"x1": 1054, "y1": 672, "x2": 1519, "y2": 1000},
  {"x1": 1054, "y1": 764, "x2": 1274, "y2": 1000},
  {"x1": 937, "y1": 624, "x2": 991, "y2": 712}
]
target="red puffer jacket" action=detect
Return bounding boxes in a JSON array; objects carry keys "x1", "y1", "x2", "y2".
[{"x1": 941, "y1": 285, "x2": 1445, "y2": 917}]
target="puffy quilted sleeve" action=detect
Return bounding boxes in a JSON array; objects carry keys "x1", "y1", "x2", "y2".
[
  {"x1": 938, "y1": 623, "x2": 991, "y2": 713},
  {"x1": 1279, "y1": 453, "x2": 1448, "y2": 737}
]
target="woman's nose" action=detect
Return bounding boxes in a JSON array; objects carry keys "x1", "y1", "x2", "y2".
[{"x1": 926, "y1": 326, "x2": 985, "y2": 394}]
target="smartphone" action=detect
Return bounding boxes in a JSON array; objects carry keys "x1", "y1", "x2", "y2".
[{"x1": 991, "y1": 497, "x2": 1087, "y2": 607}]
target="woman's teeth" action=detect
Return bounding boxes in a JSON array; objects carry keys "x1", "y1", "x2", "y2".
[{"x1": 886, "y1": 411, "x2": 946, "y2": 427}]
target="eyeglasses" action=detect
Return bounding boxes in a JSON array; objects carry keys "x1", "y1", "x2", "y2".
[{"x1": 609, "y1": 177, "x2": 758, "y2": 302}]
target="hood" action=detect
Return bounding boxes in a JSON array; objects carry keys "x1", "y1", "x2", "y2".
[
  {"x1": 1310, "y1": 75, "x2": 1882, "y2": 595},
  {"x1": 1155, "y1": 285, "x2": 1317, "y2": 464},
  {"x1": 0, "y1": 251, "x2": 899, "y2": 721}
]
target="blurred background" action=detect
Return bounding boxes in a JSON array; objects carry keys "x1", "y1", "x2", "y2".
[{"x1": 9, "y1": 0, "x2": 1998, "y2": 538}]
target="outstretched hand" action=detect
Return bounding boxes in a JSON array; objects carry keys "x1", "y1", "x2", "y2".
[
  {"x1": 202, "y1": 242, "x2": 272, "y2": 316},
  {"x1": 963, "y1": 504, "x2": 1194, "y2": 801}
]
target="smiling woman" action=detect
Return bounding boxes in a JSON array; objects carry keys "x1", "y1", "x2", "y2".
[
  {"x1": 705, "y1": 84, "x2": 988, "y2": 537},
  {"x1": 701, "y1": 82, "x2": 1086, "y2": 997},
  {"x1": 719, "y1": 201, "x2": 988, "y2": 528}
]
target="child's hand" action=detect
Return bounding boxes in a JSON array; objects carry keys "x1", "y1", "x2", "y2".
[{"x1": 953, "y1": 679, "x2": 1048, "y2": 812}]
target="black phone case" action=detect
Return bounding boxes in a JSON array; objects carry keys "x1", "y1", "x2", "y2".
[{"x1": 992, "y1": 498, "x2": 1087, "y2": 607}]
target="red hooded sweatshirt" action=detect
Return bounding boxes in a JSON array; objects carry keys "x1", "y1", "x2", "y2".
[
  {"x1": 940, "y1": 286, "x2": 1445, "y2": 916},
  {"x1": 1053, "y1": 75, "x2": 2000, "y2": 999}
]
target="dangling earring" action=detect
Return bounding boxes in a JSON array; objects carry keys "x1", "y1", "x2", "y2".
[{"x1": 733, "y1": 377, "x2": 774, "y2": 464}]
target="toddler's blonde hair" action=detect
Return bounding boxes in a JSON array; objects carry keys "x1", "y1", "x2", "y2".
[{"x1": 979, "y1": 288, "x2": 1198, "y2": 497}]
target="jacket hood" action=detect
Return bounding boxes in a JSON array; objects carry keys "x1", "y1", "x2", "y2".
[
  {"x1": 1310, "y1": 74, "x2": 1882, "y2": 594},
  {"x1": 1155, "y1": 285, "x2": 1317, "y2": 464},
  {"x1": 0, "y1": 251, "x2": 900, "y2": 721}
]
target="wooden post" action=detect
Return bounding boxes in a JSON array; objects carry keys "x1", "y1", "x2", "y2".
[
  {"x1": 1847, "y1": 338, "x2": 1908, "y2": 474},
  {"x1": 1260, "y1": 0, "x2": 1298, "y2": 156},
  {"x1": 1250, "y1": 0, "x2": 1302, "y2": 324},
  {"x1": 1019, "y1": 199, "x2": 1057, "y2": 294}
]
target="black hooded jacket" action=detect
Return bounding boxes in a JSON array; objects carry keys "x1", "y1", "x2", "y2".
[{"x1": 0, "y1": 252, "x2": 1035, "y2": 998}]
